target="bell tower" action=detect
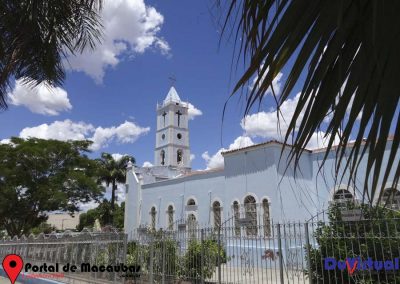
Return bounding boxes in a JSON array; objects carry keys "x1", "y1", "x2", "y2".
[{"x1": 155, "y1": 87, "x2": 190, "y2": 168}]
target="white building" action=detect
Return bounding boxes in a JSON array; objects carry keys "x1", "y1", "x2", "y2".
[
  {"x1": 47, "y1": 213, "x2": 80, "y2": 230},
  {"x1": 124, "y1": 87, "x2": 399, "y2": 237}
]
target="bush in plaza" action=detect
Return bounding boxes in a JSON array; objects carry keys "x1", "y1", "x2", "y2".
[
  {"x1": 180, "y1": 238, "x2": 227, "y2": 283},
  {"x1": 127, "y1": 230, "x2": 180, "y2": 282}
]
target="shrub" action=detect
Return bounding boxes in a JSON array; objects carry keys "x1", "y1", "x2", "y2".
[{"x1": 180, "y1": 238, "x2": 227, "y2": 283}]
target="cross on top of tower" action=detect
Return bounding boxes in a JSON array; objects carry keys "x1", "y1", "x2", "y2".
[{"x1": 168, "y1": 75, "x2": 176, "y2": 87}]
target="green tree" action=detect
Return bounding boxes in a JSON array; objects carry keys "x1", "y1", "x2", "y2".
[
  {"x1": 0, "y1": 1, "x2": 103, "y2": 108},
  {"x1": 127, "y1": 231, "x2": 179, "y2": 283},
  {"x1": 30, "y1": 222, "x2": 57, "y2": 235},
  {"x1": 221, "y1": 1, "x2": 400, "y2": 203},
  {"x1": 77, "y1": 200, "x2": 125, "y2": 230},
  {"x1": 0, "y1": 137, "x2": 104, "y2": 237},
  {"x1": 97, "y1": 153, "x2": 134, "y2": 223},
  {"x1": 306, "y1": 204, "x2": 400, "y2": 283},
  {"x1": 77, "y1": 208, "x2": 98, "y2": 231},
  {"x1": 113, "y1": 202, "x2": 125, "y2": 229},
  {"x1": 181, "y1": 239, "x2": 227, "y2": 283}
]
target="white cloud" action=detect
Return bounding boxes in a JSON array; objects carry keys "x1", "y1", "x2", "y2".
[
  {"x1": 202, "y1": 136, "x2": 254, "y2": 169},
  {"x1": 66, "y1": 0, "x2": 170, "y2": 83},
  {"x1": 112, "y1": 153, "x2": 130, "y2": 161},
  {"x1": 241, "y1": 93, "x2": 302, "y2": 139},
  {"x1": 250, "y1": 66, "x2": 283, "y2": 96},
  {"x1": 90, "y1": 121, "x2": 150, "y2": 150},
  {"x1": 190, "y1": 154, "x2": 195, "y2": 162},
  {"x1": 79, "y1": 200, "x2": 99, "y2": 212},
  {"x1": 9, "y1": 79, "x2": 72, "y2": 115},
  {"x1": 306, "y1": 131, "x2": 341, "y2": 150},
  {"x1": 142, "y1": 161, "x2": 153, "y2": 167},
  {"x1": 20, "y1": 120, "x2": 93, "y2": 141},
  {"x1": 188, "y1": 103, "x2": 202, "y2": 120},
  {"x1": 18, "y1": 119, "x2": 149, "y2": 151},
  {"x1": 0, "y1": 139, "x2": 11, "y2": 144}
]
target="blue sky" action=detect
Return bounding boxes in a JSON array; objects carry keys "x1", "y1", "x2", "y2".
[
  {"x1": 0, "y1": 0, "x2": 343, "y2": 173},
  {"x1": 0, "y1": 0, "x2": 257, "y2": 169}
]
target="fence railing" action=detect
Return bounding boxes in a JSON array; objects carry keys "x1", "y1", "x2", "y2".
[
  {"x1": 0, "y1": 230, "x2": 127, "y2": 283},
  {"x1": 128, "y1": 217, "x2": 400, "y2": 284},
  {"x1": 1, "y1": 217, "x2": 400, "y2": 283}
]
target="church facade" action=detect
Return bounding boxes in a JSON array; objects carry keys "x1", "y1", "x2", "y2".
[{"x1": 124, "y1": 87, "x2": 399, "y2": 237}]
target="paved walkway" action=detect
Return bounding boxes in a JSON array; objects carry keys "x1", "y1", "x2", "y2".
[{"x1": 0, "y1": 276, "x2": 20, "y2": 284}]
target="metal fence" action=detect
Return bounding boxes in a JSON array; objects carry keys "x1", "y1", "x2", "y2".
[
  {"x1": 0, "y1": 229, "x2": 127, "y2": 283},
  {"x1": 1, "y1": 216, "x2": 400, "y2": 283},
  {"x1": 127, "y1": 215, "x2": 400, "y2": 284}
]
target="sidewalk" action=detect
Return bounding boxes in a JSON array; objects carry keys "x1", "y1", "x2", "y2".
[{"x1": 0, "y1": 276, "x2": 20, "y2": 284}]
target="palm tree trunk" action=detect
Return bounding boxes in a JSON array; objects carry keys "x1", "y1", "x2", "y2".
[{"x1": 110, "y1": 180, "x2": 116, "y2": 225}]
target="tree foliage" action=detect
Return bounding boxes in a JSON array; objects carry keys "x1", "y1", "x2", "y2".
[
  {"x1": 0, "y1": 137, "x2": 104, "y2": 236},
  {"x1": 30, "y1": 222, "x2": 57, "y2": 235},
  {"x1": 221, "y1": 0, "x2": 400, "y2": 203},
  {"x1": 77, "y1": 200, "x2": 125, "y2": 231},
  {"x1": 96, "y1": 153, "x2": 134, "y2": 214},
  {"x1": 0, "y1": 0, "x2": 103, "y2": 108},
  {"x1": 180, "y1": 239, "x2": 227, "y2": 283}
]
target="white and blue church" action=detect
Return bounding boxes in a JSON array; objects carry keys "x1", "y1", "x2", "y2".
[{"x1": 124, "y1": 87, "x2": 399, "y2": 237}]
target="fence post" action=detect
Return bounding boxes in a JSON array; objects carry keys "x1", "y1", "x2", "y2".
[
  {"x1": 217, "y1": 226, "x2": 221, "y2": 284},
  {"x1": 149, "y1": 237, "x2": 154, "y2": 284},
  {"x1": 162, "y1": 235, "x2": 166, "y2": 284},
  {"x1": 304, "y1": 222, "x2": 312, "y2": 284},
  {"x1": 123, "y1": 233, "x2": 128, "y2": 284},
  {"x1": 277, "y1": 223, "x2": 284, "y2": 284},
  {"x1": 200, "y1": 229, "x2": 205, "y2": 284}
]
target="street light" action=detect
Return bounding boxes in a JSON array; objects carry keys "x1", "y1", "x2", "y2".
[{"x1": 61, "y1": 218, "x2": 70, "y2": 230}]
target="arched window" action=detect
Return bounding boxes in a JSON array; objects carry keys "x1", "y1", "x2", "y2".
[
  {"x1": 244, "y1": 195, "x2": 257, "y2": 236},
  {"x1": 160, "y1": 150, "x2": 165, "y2": 165},
  {"x1": 262, "y1": 199, "x2": 271, "y2": 237},
  {"x1": 233, "y1": 201, "x2": 240, "y2": 236},
  {"x1": 150, "y1": 207, "x2": 157, "y2": 230},
  {"x1": 213, "y1": 201, "x2": 221, "y2": 228},
  {"x1": 177, "y1": 149, "x2": 183, "y2": 164},
  {"x1": 379, "y1": 188, "x2": 400, "y2": 210},
  {"x1": 187, "y1": 214, "x2": 197, "y2": 237},
  {"x1": 167, "y1": 205, "x2": 174, "y2": 230}
]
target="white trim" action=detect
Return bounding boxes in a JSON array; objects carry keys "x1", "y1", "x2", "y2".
[
  {"x1": 243, "y1": 193, "x2": 259, "y2": 204},
  {"x1": 329, "y1": 184, "x2": 356, "y2": 202},
  {"x1": 373, "y1": 182, "x2": 400, "y2": 204},
  {"x1": 231, "y1": 198, "x2": 241, "y2": 206},
  {"x1": 260, "y1": 196, "x2": 272, "y2": 204},
  {"x1": 165, "y1": 203, "x2": 175, "y2": 229},
  {"x1": 211, "y1": 198, "x2": 223, "y2": 227},
  {"x1": 149, "y1": 205, "x2": 157, "y2": 229},
  {"x1": 186, "y1": 196, "x2": 198, "y2": 206},
  {"x1": 211, "y1": 197, "x2": 223, "y2": 208}
]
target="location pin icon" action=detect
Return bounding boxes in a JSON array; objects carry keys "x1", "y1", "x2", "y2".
[{"x1": 2, "y1": 254, "x2": 23, "y2": 284}]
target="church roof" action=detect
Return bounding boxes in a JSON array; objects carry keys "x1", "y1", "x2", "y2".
[
  {"x1": 222, "y1": 136, "x2": 395, "y2": 156},
  {"x1": 164, "y1": 86, "x2": 181, "y2": 104}
]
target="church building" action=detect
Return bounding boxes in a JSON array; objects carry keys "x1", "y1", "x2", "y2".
[{"x1": 124, "y1": 87, "x2": 399, "y2": 237}]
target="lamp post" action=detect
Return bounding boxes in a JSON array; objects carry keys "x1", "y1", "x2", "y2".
[{"x1": 61, "y1": 218, "x2": 69, "y2": 231}]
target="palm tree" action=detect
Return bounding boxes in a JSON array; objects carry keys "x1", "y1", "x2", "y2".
[
  {"x1": 220, "y1": 1, "x2": 400, "y2": 204},
  {"x1": 0, "y1": 0, "x2": 103, "y2": 108},
  {"x1": 97, "y1": 153, "x2": 135, "y2": 224}
]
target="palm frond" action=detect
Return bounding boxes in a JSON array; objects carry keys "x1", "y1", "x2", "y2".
[
  {"x1": 221, "y1": 0, "x2": 400, "y2": 204},
  {"x1": 0, "y1": 0, "x2": 103, "y2": 109}
]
